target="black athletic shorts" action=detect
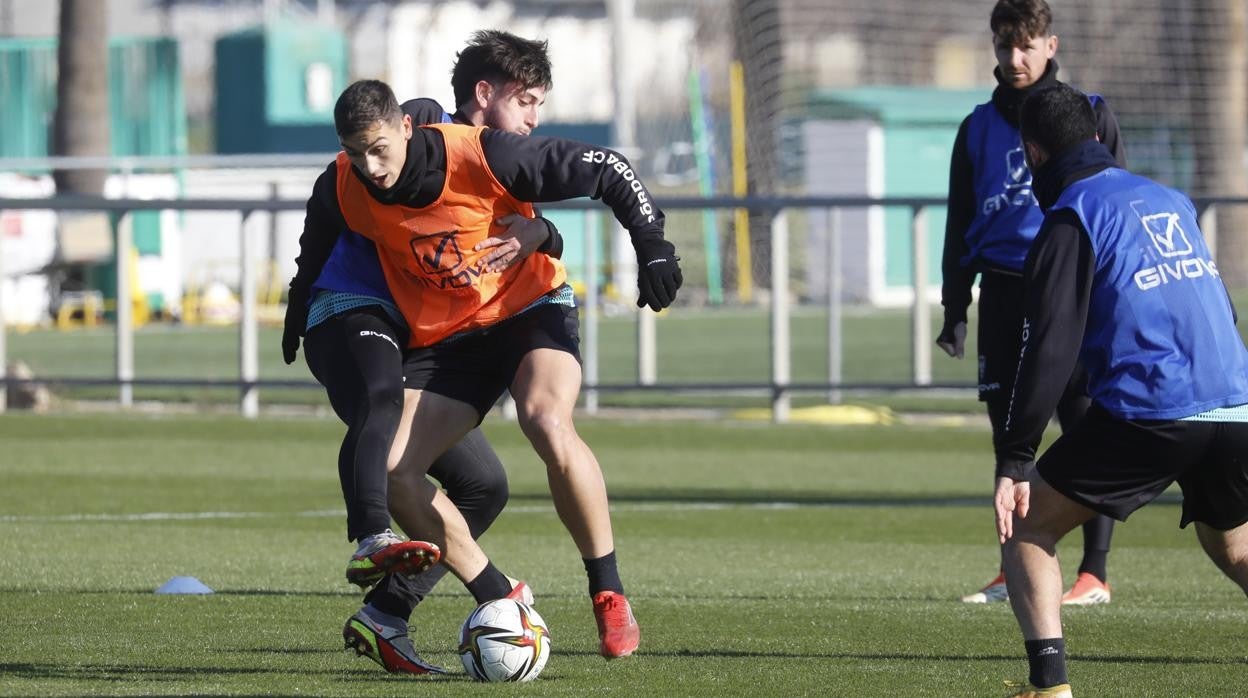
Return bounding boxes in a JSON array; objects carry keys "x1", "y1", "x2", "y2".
[
  {"x1": 1037, "y1": 404, "x2": 1248, "y2": 530},
  {"x1": 401, "y1": 302, "x2": 581, "y2": 423},
  {"x1": 977, "y1": 270, "x2": 1089, "y2": 435}
]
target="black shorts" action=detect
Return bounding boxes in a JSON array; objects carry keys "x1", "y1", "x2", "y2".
[
  {"x1": 401, "y1": 303, "x2": 582, "y2": 422},
  {"x1": 977, "y1": 271, "x2": 1089, "y2": 436},
  {"x1": 1037, "y1": 404, "x2": 1248, "y2": 530}
]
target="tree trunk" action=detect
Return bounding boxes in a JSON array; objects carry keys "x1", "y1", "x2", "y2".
[
  {"x1": 1192, "y1": 0, "x2": 1248, "y2": 285},
  {"x1": 52, "y1": 0, "x2": 110, "y2": 196}
]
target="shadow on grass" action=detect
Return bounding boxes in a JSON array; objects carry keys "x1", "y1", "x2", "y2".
[
  {"x1": 0, "y1": 587, "x2": 361, "y2": 597},
  {"x1": 212, "y1": 589, "x2": 358, "y2": 597},
  {"x1": 0, "y1": 661, "x2": 468, "y2": 684},
  {"x1": 3, "y1": 646, "x2": 1242, "y2": 689},
  {"x1": 579, "y1": 649, "x2": 1247, "y2": 666}
]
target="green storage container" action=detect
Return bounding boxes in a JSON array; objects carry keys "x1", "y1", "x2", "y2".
[
  {"x1": 0, "y1": 36, "x2": 187, "y2": 160},
  {"x1": 214, "y1": 21, "x2": 348, "y2": 153}
]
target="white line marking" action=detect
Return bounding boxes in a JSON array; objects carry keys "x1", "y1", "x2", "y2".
[{"x1": 0, "y1": 501, "x2": 810, "y2": 524}]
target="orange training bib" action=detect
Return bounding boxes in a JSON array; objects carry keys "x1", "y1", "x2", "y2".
[{"x1": 336, "y1": 123, "x2": 567, "y2": 347}]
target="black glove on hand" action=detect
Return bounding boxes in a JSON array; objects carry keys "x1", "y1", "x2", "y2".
[
  {"x1": 634, "y1": 238, "x2": 683, "y2": 311},
  {"x1": 281, "y1": 287, "x2": 309, "y2": 365}
]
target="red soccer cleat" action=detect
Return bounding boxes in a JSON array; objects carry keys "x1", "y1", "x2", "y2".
[
  {"x1": 1061, "y1": 571, "x2": 1111, "y2": 605},
  {"x1": 592, "y1": 591, "x2": 640, "y2": 659},
  {"x1": 346, "y1": 531, "x2": 441, "y2": 588},
  {"x1": 506, "y1": 578, "x2": 535, "y2": 605}
]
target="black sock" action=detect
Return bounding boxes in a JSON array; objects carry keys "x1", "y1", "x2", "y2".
[
  {"x1": 583, "y1": 551, "x2": 624, "y2": 596},
  {"x1": 1077, "y1": 550, "x2": 1108, "y2": 583},
  {"x1": 362, "y1": 574, "x2": 422, "y2": 621},
  {"x1": 1078, "y1": 515, "x2": 1114, "y2": 583},
  {"x1": 1024, "y1": 638, "x2": 1068, "y2": 688},
  {"x1": 465, "y1": 562, "x2": 513, "y2": 604}
]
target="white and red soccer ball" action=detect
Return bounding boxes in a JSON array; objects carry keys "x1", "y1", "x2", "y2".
[{"x1": 458, "y1": 598, "x2": 551, "y2": 682}]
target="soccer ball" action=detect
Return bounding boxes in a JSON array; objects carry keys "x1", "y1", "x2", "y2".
[{"x1": 458, "y1": 598, "x2": 551, "y2": 682}]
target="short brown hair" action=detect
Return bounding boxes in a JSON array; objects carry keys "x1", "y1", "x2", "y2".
[
  {"x1": 990, "y1": 0, "x2": 1053, "y2": 46},
  {"x1": 451, "y1": 30, "x2": 552, "y2": 107},
  {"x1": 334, "y1": 79, "x2": 402, "y2": 138}
]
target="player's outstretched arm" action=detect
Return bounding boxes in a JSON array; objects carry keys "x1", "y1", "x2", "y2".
[{"x1": 479, "y1": 129, "x2": 682, "y2": 310}]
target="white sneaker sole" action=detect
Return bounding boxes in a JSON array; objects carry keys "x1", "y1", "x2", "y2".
[
  {"x1": 1062, "y1": 589, "x2": 1111, "y2": 605},
  {"x1": 961, "y1": 584, "x2": 1009, "y2": 603}
]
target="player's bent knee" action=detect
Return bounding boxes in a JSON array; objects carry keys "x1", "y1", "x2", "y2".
[
  {"x1": 364, "y1": 383, "x2": 403, "y2": 412},
  {"x1": 1007, "y1": 518, "x2": 1063, "y2": 553},
  {"x1": 518, "y1": 408, "x2": 572, "y2": 441},
  {"x1": 387, "y1": 465, "x2": 429, "y2": 495}
]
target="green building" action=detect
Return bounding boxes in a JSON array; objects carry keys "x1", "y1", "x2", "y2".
[{"x1": 214, "y1": 21, "x2": 348, "y2": 154}]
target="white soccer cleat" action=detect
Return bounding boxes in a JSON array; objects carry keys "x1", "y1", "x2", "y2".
[{"x1": 961, "y1": 572, "x2": 1009, "y2": 603}]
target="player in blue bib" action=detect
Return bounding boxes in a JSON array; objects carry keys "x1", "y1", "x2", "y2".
[
  {"x1": 938, "y1": 0, "x2": 1125, "y2": 609},
  {"x1": 993, "y1": 83, "x2": 1248, "y2": 698}
]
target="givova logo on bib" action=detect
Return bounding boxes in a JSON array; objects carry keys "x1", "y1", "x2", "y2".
[
  {"x1": 981, "y1": 147, "x2": 1035, "y2": 214},
  {"x1": 1132, "y1": 200, "x2": 1193, "y2": 258},
  {"x1": 1129, "y1": 199, "x2": 1217, "y2": 290}
]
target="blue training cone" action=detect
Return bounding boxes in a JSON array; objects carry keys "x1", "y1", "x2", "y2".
[{"x1": 155, "y1": 576, "x2": 214, "y2": 595}]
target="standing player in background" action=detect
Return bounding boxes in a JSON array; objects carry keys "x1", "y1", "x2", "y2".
[
  {"x1": 995, "y1": 82, "x2": 1248, "y2": 698},
  {"x1": 936, "y1": 0, "x2": 1124, "y2": 606}
]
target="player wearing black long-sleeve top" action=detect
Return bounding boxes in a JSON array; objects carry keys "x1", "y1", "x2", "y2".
[
  {"x1": 993, "y1": 82, "x2": 1248, "y2": 698},
  {"x1": 939, "y1": 61, "x2": 1125, "y2": 323},
  {"x1": 295, "y1": 126, "x2": 669, "y2": 302},
  {"x1": 284, "y1": 93, "x2": 567, "y2": 674},
  {"x1": 936, "y1": 1, "x2": 1121, "y2": 607},
  {"x1": 321, "y1": 79, "x2": 679, "y2": 661}
]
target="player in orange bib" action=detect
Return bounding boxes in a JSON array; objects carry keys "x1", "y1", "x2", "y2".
[
  {"x1": 305, "y1": 77, "x2": 681, "y2": 659},
  {"x1": 334, "y1": 123, "x2": 566, "y2": 346}
]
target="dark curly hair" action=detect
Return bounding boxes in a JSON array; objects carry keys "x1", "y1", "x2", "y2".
[{"x1": 451, "y1": 30, "x2": 552, "y2": 107}]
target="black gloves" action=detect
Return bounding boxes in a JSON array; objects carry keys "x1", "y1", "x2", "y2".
[
  {"x1": 282, "y1": 286, "x2": 309, "y2": 365},
  {"x1": 633, "y1": 237, "x2": 683, "y2": 311}
]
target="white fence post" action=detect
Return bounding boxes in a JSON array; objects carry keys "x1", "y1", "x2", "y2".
[
  {"x1": 239, "y1": 210, "x2": 259, "y2": 418},
  {"x1": 826, "y1": 206, "x2": 843, "y2": 405},
  {"x1": 116, "y1": 212, "x2": 134, "y2": 407},
  {"x1": 0, "y1": 216, "x2": 6, "y2": 414},
  {"x1": 771, "y1": 210, "x2": 791, "y2": 424},
  {"x1": 583, "y1": 210, "x2": 600, "y2": 414},
  {"x1": 1200, "y1": 203, "x2": 1218, "y2": 261},
  {"x1": 911, "y1": 205, "x2": 931, "y2": 386}
]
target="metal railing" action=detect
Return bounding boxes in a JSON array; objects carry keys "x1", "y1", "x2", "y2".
[{"x1": 0, "y1": 193, "x2": 1237, "y2": 420}]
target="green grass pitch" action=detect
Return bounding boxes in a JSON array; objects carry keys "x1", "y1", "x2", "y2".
[{"x1": 0, "y1": 412, "x2": 1244, "y2": 696}]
